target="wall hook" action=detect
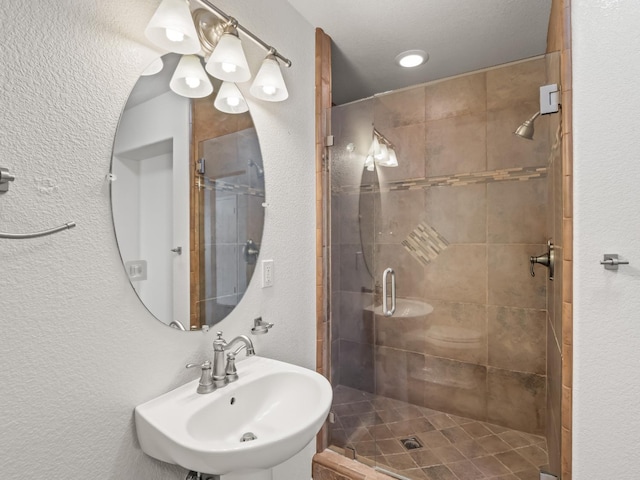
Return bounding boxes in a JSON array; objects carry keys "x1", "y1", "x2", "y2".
[{"x1": 601, "y1": 254, "x2": 630, "y2": 271}]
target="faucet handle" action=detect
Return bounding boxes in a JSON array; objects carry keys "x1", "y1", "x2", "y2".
[
  {"x1": 186, "y1": 361, "x2": 215, "y2": 394},
  {"x1": 186, "y1": 360, "x2": 212, "y2": 370},
  {"x1": 225, "y1": 352, "x2": 239, "y2": 382}
]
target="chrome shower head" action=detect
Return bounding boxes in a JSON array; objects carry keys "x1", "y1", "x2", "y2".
[{"x1": 514, "y1": 111, "x2": 541, "y2": 140}]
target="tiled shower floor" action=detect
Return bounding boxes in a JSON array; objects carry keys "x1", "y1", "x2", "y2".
[{"x1": 330, "y1": 386, "x2": 549, "y2": 480}]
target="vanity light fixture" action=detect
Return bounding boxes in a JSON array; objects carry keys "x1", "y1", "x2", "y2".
[
  {"x1": 145, "y1": 0, "x2": 201, "y2": 54},
  {"x1": 170, "y1": 55, "x2": 214, "y2": 98},
  {"x1": 144, "y1": 0, "x2": 292, "y2": 110},
  {"x1": 214, "y1": 81, "x2": 249, "y2": 114},
  {"x1": 395, "y1": 49, "x2": 429, "y2": 68},
  {"x1": 250, "y1": 50, "x2": 289, "y2": 102},
  {"x1": 205, "y1": 20, "x2": 251, "y2": 83}
]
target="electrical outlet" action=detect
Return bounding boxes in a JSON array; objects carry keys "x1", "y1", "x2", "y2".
[{"x1": 262, "y1": 259, "x2": 274, "y2": 288}]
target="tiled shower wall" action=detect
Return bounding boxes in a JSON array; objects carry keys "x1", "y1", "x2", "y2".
[{"x1": 331, "y1": 57, "x2": 553, "y2": 435}]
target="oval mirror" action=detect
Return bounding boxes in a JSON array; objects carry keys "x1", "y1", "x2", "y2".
[{"x1": 110, "y1": 54, "x2": 265, "y2": 331}]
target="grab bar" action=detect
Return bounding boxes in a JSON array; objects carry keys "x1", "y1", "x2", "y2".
[
  {"x1": 0, "y1": 222, "x2": 76, "y2": 239},
  {"x1": 382, "y1": 267, "x2": 396, "y2": 317}
]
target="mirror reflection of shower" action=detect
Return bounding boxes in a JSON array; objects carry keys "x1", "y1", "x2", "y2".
[{"x1": 248, "y1": 158, "x2": 264, "y2": 178}]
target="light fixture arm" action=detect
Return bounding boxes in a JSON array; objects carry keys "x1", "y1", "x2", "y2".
[{"x1": 199, "y1": 0, "x2": 292, "y2": 67}]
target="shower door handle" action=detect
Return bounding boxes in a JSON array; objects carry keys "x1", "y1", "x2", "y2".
[{"x1": 382, "y1": 267, "x2": 396, "y2": 317}]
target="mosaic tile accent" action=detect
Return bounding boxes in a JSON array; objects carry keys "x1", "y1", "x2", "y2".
[
  {"x1": 338, "y1": 166, "x2": 548, "y2": 195},
  {"x1": 402, "y1": 222, "x2": 450, "y2": 266},
  {"x1": 198, "y1": 177, "x2": 265, "y2": 198}
]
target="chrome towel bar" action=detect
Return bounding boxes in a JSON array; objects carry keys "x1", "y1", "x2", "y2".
[{"x1": 0, "y1": 222, "x2": 76, "y2": 239}]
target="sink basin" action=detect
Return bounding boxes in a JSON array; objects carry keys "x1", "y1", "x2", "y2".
[{"x1": 135, "y1": 356, "x2": 332, "y2": 476}]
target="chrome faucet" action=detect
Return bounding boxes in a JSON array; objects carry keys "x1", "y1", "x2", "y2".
[
  {"x1": 186, "y1": 332, "x2": 255, "y2": 393},
  {"x1": 212, "y1": 332, "x2": 255, "y2": 388}
]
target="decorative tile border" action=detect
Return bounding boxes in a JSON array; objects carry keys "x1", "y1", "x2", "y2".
[
  {"x1": 402, "y1": 222, "x2": 450, "y2": 266},
  {"x1": 199, "y1": 177, "x2": 265, "y2": 198},
  {"x1": 335, "y1": 165, "x2": 547, "y2": 195}
]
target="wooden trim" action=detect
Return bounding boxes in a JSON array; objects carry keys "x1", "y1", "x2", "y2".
[{"x1": 315, "y1": 27, "x2": 332, "y2": 454}]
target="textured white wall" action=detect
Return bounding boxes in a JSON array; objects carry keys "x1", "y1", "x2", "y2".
[
  {"x1": 0, "y1": 0, "x2": 315, "y2": 479},
  {"x1": 572, "y1": 2, "x2": 640, "y2": 479}
]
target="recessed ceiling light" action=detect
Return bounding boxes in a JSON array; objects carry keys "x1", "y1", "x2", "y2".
[{"x1": 395, "y1": 50, "x2": 429, "y2": 68}]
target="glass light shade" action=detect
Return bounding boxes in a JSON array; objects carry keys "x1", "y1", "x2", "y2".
[
  {"x1": 169, "y1": 55, "x2": 213, "y2": 98},
  {"x1": 375, "y1": 143, "x2": 389, "y2": 162},
  {"x1": 214, "y1": 82, "x2": 249, "y2": 114},
  {"x1": 368, "y1": 136, "x2": 381, "y2": 157},
  {"x1": 364, "y1": 154, "x2": 375, "y2": 171},
  {"x1": 249, "y1": 55, "x2": 289, "y2": 102},
  {"x1": 379, "y1": 147, "x2": 398, "y2": 167},
  {"x1": 144, "y1": 0, "x2": 201, "y2": 54},
  {"x1": 205, "y1": 31, "x2": 251, "y2": 82}
]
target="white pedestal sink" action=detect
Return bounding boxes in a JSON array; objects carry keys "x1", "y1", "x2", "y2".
[{"x1": 135, "y1": 356, "x2": 332, "y2": 479}]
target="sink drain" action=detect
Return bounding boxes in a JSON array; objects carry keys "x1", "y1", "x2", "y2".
[
  {"x1": 400, "y1": 437, "x2": 423, "y2": 450},
  {"x1": 240, "y1": 432, "x2": 257, "y2": 442}
]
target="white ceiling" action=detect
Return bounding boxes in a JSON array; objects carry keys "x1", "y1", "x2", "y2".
[{"x1": 287, "y1": 0, "x2": 552, "y2": 105}]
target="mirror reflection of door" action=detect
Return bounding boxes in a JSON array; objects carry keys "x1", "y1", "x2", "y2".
[{"x1": 112, "y1": 89, "x2": 191, "y2": 326}]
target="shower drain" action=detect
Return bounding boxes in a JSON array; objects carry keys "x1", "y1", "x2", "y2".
[{"x1": 400, "y1": 437, "x2": 423, "y2": 450}]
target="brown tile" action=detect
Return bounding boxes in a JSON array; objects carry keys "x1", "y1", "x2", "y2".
[
  {"x1": 388, "y1": 417, "x2": 435, "y2": 437},
  {"x1": 409, "y1": 448, "x2": 442, "y2": 468},
  {"x1": 422, "y1": 356, "x2": 488, "y2": 420},
  {"x1": 562, "y1": 131, "x2": 573, "y2": 179},
  {"x1": 447, "y1": 460, "x2": 486, "y2": 480},
  {"x1": 376, "y1": 439, "x2": 405, "y2": 455},
  {"x1": 378, "y1": 123, "x2": 427, "y2": 182},
  {"x1": 377, "y1": 189, "x2": 427, "y2": 243},
  {"x1": 425, "y1": 72, "x2": 487, "y2": 121},
  {"x1": 563, "y1": 174, "x2": 573, "y2": 220},
  {"x1": 562, "y1": 341, "x2": 573, "y2": 388},
  {"x1": 487, "y1": 178, "x2": 547, "y2": 244},
  {"x1": 384, "y1": 452, "x2": 418, "y2": 470},
  {"x1": 424, "y1": 245, "x2": 487, "y2": 305},
  {"x1": 368, "y1": 424, "x2": 395, "y2": 440},
  {"x1": 513, "y1": 469, "x2": 540, "y2": 480},
  {"x1": 432, "y1": 444, "x2": 465, "y2": 463},
  {"x1": 425, "y1": 113, "x2": 487, "y2": 176},
  {"x1": 375, "y1": 347, "x2": 426, "y2": 406},
  {"x1": 375, "y1": 244, "x2": 427, "y2": 299},
  {"x1": 488, "y1": 244, "x2": 547, "y2": 310},
  {"x1": 422, "y1": 464, "x2": 459, "y2": 480},
  {"x1": 486, "y1": 58, "x2": 547, "y2": 111},
  {"x1": 421, "y1": 300, "x2": 488, "y2": 365},
  {"x1": 487, "y1": 368, "x2": 546, "y2": 434},
  {"x1": 498, "y1": 431, "x2": 533, "y2": 449},
  {"x1": 562, "y1": 385, "x2": 572, "y2": 431},
  {"x1": 448, "y1": 414, "x2": 474, "y2": 425},
  {"x1": 472, "y1": 455, "x2": 511, "y2": 476},
  {"x1": 400, "y1": 468, "x2": 430, "y2": 480},
  {"x1": 487, "y1": 306, "x2": 546, "y2": 375},
  {"x1": 429, "y1": 413, "x2": 457, "y2": 430},
  {"x1": 339, "y1": 339, "x2": 375, "y2": 393},
  {"x1": 441, "y1": 426, "x2": 474, "y2": 444},
  {"x1": 515, "y1": 445, "x2": 549, "y2": 468},
  {"x1": 375, "y1": 313, "x2": 427, "y2": 354},
  {"x1": 561, "y1": 426, "x2": 572, "y2": 478},
  {"x1": 461, "y1": 421, "x2": 493, "y2": 439},
  {"x1": 562, "y1": 259, "x2": 573, "y2": 303},
  {"x1": 417, "y1": 430, "x2": 453, "y2": 449},
  {"x1": 563, "y1": 219, "x2": 572, "y2": 260},
  {"x1": 396, "y1": 405, "x2": 427, "y2": 420},
  {"x1": 487, "y1": 103, "x2": 550, "y2": 170},
  {"x1": 375, "y1": 86, "x2": 426, "y2": 128},
  {"x1": 455, "y1": 439, "x2": 489, "y2": 459},
  {"x1": 476, "y1": 434, "x2": 512, "y2": 454},
  {"x1": 336, "y1": 292, "x2": 374, "y2": 344},
  {"x1": 495, "y1": 450, "x2": 536, "y2": 473},
  {"x1": 377, "y1": 409, "x2": 406, "y2": 424},
  {"x1": 354, "y1": 440, "x2": 380, "y2": 457},
  {"x1": 425, "y1": 183, "x2": 487, "y2": 243},
  {"x1": 484, "y1": 422, "x2": 510, "y2": 434}
]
